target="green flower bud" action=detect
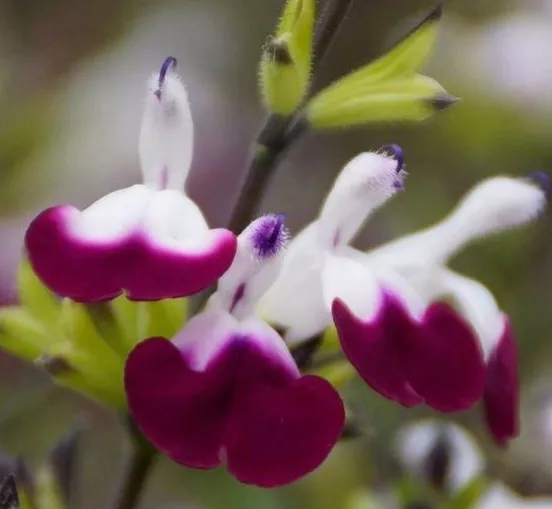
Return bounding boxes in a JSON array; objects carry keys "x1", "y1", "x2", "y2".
[
  {"x1": 259, "y1": 0, "x2": 315, "y2": 115},
  {"x1": 307, "y1": 4, "x2": 458, "y2": 128}
]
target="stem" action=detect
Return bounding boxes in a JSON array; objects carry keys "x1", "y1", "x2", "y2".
[
  {"x1": 313, "y1": 0, "x2": 355, "y2": 72},
  {"x1": 109, "y1": 421, "x2": 157, "y2": 509},
  {"x1": 227, "y1": 0, "x2": 354, "y2": 234},
  {"x1": 228, "y1": 115, "x2": 308, "y2": 234}
]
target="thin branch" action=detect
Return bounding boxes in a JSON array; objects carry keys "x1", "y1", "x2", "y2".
[
  {"x1": 109, "y1": 422, "x2": 156, "y2": 509},
  {"x1": 313, "y1": 0, "x2": 355, "y2": 72}
]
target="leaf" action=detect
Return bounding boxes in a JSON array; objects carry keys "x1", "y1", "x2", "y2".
[
  {"x1": 307, "y1": 74, "x2": 457, "y2": 128},
  {"x1": 259, "y1": 0, "x2": 315, "y2": 114},
  {"x1": 0, "y1": 475, "x2": 19, "y2": 509},
  {"x1": 0, "y1": 308, "x2": 51, "y2": 360},
  {"x1": 349, "y1": 3, "x2": 444, "y2": 87},
  {"x1": 17, "y1": 259, "x2": 60, "y2": 326}
]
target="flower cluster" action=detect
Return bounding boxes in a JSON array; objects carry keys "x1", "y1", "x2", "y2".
[{"x1": 3, "y1": 52, "x2": 547, "y2": 489}]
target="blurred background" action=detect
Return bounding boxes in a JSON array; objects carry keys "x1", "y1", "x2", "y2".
[{"x1": 1, "y1": 0, "x2": 552, "y2": 507}]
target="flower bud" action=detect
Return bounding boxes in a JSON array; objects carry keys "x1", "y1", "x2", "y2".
[{"x1": 259, "y1": 0, "x2": 315, "y2": 115}]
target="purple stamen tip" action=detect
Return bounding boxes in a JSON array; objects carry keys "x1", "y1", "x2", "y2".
[
  {"x1": 528, "y1": 171, "x2": 552, "y2": 200},
  {"x1": 157, "y1": 56, "x2": 178, "y2": 95},
  {"x1": 380, "y1": 143, "x2": 404, "y2": 173},
  {"x1": 251, "y1": 213, "x2": 289, "y2": 259}
]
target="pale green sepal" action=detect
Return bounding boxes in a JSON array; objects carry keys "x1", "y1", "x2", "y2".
[
  {"x1": 259, "y1": 0, "x2": 315, "y2": 115},
  {"x1": 54, "y1": 300, "x2": 124, "y2": 393},
  {"x1": 308, "y1": 74, "x2": 456, "y2": 128},
  {"x1": 111, "y1": 295, "x2": 141, "y2": 353},
  {"x1": 0, "y1": 307, "x2": 52, "y2": 360},
  {"x1": 17, "y1": 258, "x2": 60, "y2": 325},
  {"x1": 140, "y1": 299, "x2": 188, "y2": 341},
  {"x1": 340, "y1": 4, "x2": 443, "y2": 89},
  {"x1": 111, "y1": 297, "x2": 188, "y2": 354}
]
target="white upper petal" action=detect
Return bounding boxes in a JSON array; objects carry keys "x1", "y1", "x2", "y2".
[
  {"x1": 139, "y1": 66, "x2": 194, "y2": 191},
  {"x1": 213, "y1": 215, "x2": 288, "y2": 320},
  {"x1": 257, "y1": 223, "x2": 330, "y2": 342},
  {"x1": 69, "y1": 184, "x2": 153, "y2": 240},
  {"x1": 368, "y1": 176, "x2": 546, "y2": 268},
  {"x1": 321, "y1": 250, "x2": 382, "y2": 321},
  {"x1": 317, "y1": 151, "x2": 403, "y2": 249}
]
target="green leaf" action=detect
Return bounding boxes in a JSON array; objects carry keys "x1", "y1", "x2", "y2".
[
  {"x1": 259, "y1": 0, "x2": 315, "y2": 115},
  {"x1": 345, "y1": 4, "x2": 444, "y2": 88},
  {"x1": 0, "y1": 308, "x2": 51, "y2": 360},
  {"x1": 307, "y1": 74, "x2": 457, "y2": 128},
  {"x1": 55, "y1": 300, "x2": 122, "y2": 378},
  {"x1": 17, "y1": 259, "x2": 60, "y2": 326}
]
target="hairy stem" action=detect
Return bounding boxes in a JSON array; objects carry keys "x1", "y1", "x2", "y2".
[
  {"x1": 227, "y1": 0, "x2": 354, "y2": 233},
  {"x1": 109, "y1": 421, "x2": 157, "y2": 509}
]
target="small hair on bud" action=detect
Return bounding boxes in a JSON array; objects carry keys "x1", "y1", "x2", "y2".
[
  {"x1": 249, "y1": 213, "x2": 289, "y2": 259},
  {"x1": 527, "y1": 171, "x2": 552, "y2": 200},
  {"x1": 156, "y1": 56, "x2": 178, "y2": 98}
]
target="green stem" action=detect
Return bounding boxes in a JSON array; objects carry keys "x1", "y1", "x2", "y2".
[{"x1": 109, "y1": 422, "x2": 157, "y2": 509}]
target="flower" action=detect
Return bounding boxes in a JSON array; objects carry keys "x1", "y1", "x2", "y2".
[
  {"x1": 124, "y1": 214, "x2": 345, "y2": 488},
  {"x1": 396, "y1": 420, "x2": 484, "y2": 493},
  {"x1": 259, "y1": 146, "x2": 549, "y2": 444},
  {"x1": 24, "y1": 57, "x2": 236, "y2": 303}
]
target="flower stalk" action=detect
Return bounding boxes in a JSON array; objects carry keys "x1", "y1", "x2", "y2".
[{"x1": 109, "y1": 420, "x2": 157, "y2": 509}]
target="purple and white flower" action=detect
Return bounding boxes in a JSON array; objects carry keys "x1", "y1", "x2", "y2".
[
  {"x1": 260, "y1": 146, "x2": 549, "y2": 445},
  {"x1": 124, "y1": 214, "x2": 345, "y2": 488},
  {"x1": 24, "y1": 57, "x2": 236, "y2": 303}
]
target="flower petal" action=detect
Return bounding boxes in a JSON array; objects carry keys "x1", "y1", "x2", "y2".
[
  {"x1": 125, "y1": 336, "x2": 231, "y2": 468},
  {"x1": 483, "y1": 318, "x2": 519, "y2": 445},
  {"x1": 225, "y1": 373, "x2": 345, "y2": 487},
  {"x1": 25, "y1": 186, "x2": 151, "y2": 302},
  {"x1": 26, "y1": 187, "x2": 237, "y2": 302},
  {"x1": 257, "y1": 224, "x2": 330, "y2": 341},
  {"x1": 397, "y1": 303, "x2": 487, "y2": 412},
  {"x1": 332, "y1": 295, "x2": 423, "y2": 407},
  {"x1": 126, "y1": 313, "x2": 344, "y2": 486}
]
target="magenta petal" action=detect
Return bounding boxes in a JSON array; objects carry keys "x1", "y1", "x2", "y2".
[
  {"x1": 332, "y1": 297, "x2": 423, "y2": 408},
  {"x1": 25, "y1": 206, "x2": 128, "y2": 301},
  {"x1": 25, "y1": 207, "x2": 237, "y2": 302},
  {"x1": 397, "y1": 303, "x2": 486, "y2": 412},
  {"x1": 125, "y1": 337, "x2": 231, "y2": 468},
  {"x1": 483, "y1": 319, "x2": 519, "y2": 445},
  {"x1": 225, "y1": 374, "x2": 345, "y2": 488},
  {"x1": 126, "y1": 229, "x2": 237, "y2": 300}
]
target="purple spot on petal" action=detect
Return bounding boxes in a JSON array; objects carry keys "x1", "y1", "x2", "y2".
[
  {"x1": 250, "y1": 213, "x2": 289, "y2": 260},
  {"x1": 229, "y1": 283, "x2": 245, "y2": 314},
  {"x1": 483, "y1": 318, "x2": 519, "y2": 446}
]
